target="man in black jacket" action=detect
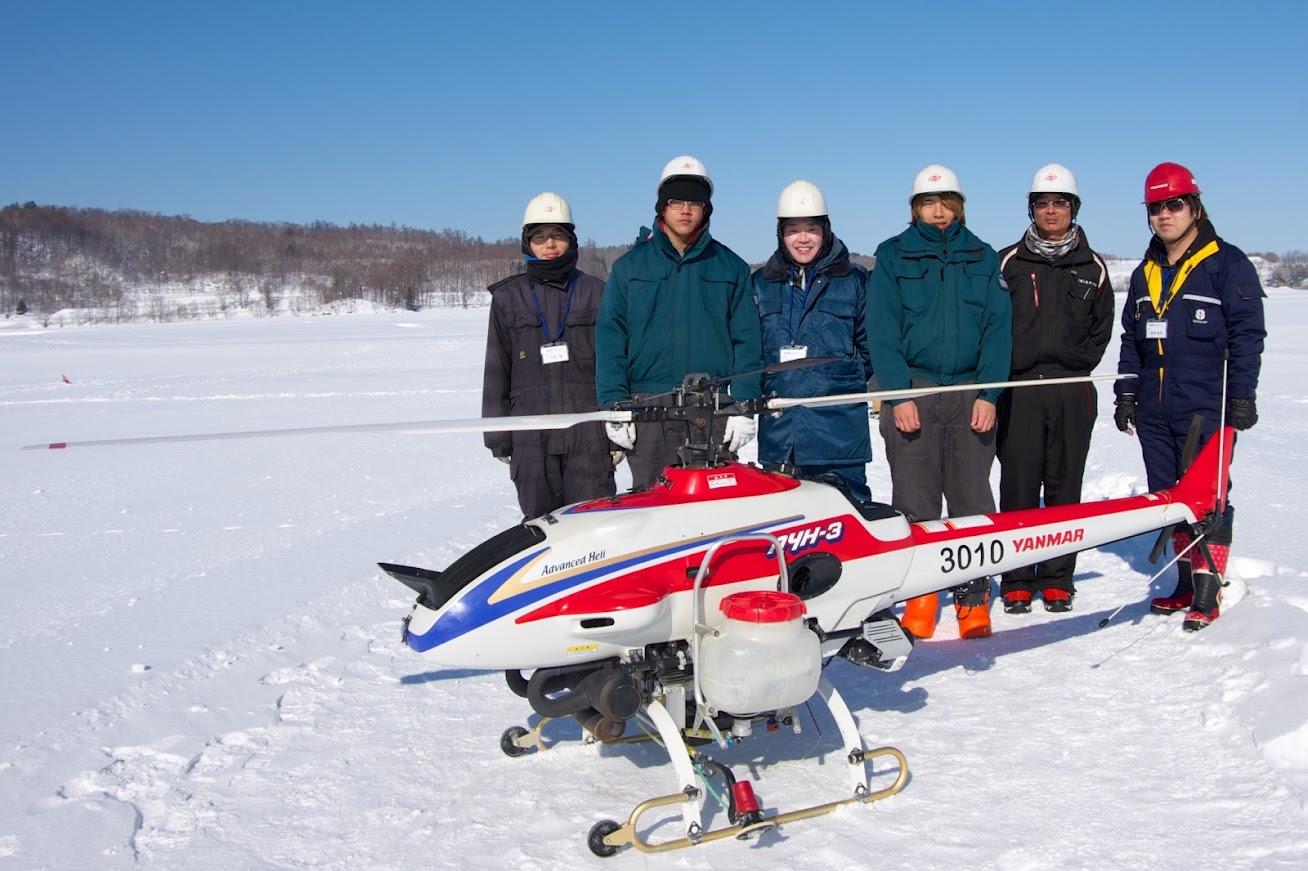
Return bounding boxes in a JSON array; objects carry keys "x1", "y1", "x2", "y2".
[
  {"x1": 482, "y1": 192, "x2": 617, "y2": 518},
  {"x1": 996, "y1": 164, "x2": 1114, "y2": 614}
]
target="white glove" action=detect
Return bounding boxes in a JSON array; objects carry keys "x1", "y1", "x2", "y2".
[
  {"x1": 607, "y1": 422, "x2": 636, "y2": 451},
  {"x1": 610, "y1": 450, "x2": 625, "y2": 466},
  {"x1": 722, "y1": 415, "x2": 757, "y2": 452}
]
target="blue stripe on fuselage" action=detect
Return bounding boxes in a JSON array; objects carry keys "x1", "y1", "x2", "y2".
[{"x1": 405, "y1": 518, "x2": 796, "y2": 653}]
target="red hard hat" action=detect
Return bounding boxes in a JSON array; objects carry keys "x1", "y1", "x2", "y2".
[{"x1": 1143, "y1": 162, "x2": 1201, "y2": 204}]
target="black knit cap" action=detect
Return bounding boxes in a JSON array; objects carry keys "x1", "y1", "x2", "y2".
[{"x1": 657, "y1": 177, "x2": 713, "y2": 218}]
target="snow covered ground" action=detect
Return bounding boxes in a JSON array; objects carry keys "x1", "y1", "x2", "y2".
[{"x1": 2, "y1": 294, "x2": 1306, "y2": 869}]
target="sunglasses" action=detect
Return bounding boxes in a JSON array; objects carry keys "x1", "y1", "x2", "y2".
[
  {"x1": 1147, "y1": 197, "x2": 1188, "y2": 217},
  {"x1": 1032, "y1": 197, "x2": 1072, "y2": 210}
]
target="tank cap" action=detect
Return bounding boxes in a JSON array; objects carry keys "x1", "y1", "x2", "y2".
[{"x1": 720, "y1": 590, "x2": 806, "y2": 623}]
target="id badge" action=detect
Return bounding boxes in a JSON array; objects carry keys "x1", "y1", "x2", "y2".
[
  {"x1": 779, "y1": 344, "x2": 808, "y2": 362},
  {"x1": 540, "y1": 342, "x2": 570, "y2": 364},
  {"x1": 1145, "y1": 319, "x2": 1168, "y2": 340}
]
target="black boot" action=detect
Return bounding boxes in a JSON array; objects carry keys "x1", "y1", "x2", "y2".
[{"x1": 1182, "y1": 570, "x2": 1222, "y2": 631}]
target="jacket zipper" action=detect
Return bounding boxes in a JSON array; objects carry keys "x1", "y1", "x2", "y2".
[{"x1": 1031, "y1": 272, "x2": 1040, "y2": 307}]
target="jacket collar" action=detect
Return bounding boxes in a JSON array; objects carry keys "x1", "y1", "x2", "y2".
[
  {"x1": 1147, "y1": 218, "x2": 1218, "y2": 267},
  {"x1": 654, "y1": 220, "x2": 712, "y2": 261},
  {"x1": 1008, "y1": 228, "x2": 1098, "y2": 266},
  {"x1": 899, "y1": 220, "x2": 982, "y2": 259},
  {"x1": 761, "y1": 234, "x2": 853, "y2": 281}
]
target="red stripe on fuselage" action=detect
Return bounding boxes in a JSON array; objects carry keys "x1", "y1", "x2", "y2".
[{"x1": 516, "y1": 513, "x2": 909, "y2": 623}]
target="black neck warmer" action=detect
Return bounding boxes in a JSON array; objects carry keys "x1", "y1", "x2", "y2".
[{"x1": 525, "y1": 246, "x2": 579, "y2": 285}]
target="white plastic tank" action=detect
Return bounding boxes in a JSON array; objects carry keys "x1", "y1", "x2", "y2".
[{"x1": 698, "y1": 590, "x2": 821, "y2": 715}]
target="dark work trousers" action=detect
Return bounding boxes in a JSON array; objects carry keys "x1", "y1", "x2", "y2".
[
  {"x1": 879, "y1": 383, "x2": 997, "y2": 523},
  {"x1": 1136, "y1": 406, "x2": 1236, "y2": 529},
  {"x1": 628, "y1": 418, "x2": 732, "y2": 491},
  {"x1": 996, "y1": 380, "x2": 1097, "y2": 594},
  {"x1": 509, "y1": 450, "x2": 615, "y2": 519}
]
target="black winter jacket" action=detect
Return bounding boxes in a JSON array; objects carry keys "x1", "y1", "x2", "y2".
[
  {"x1": 481, "y1": 270, "x2": 609, "y2": 460},
  {"x1": 998, "y1": 230, "x2": 1114, "y2": 378}
]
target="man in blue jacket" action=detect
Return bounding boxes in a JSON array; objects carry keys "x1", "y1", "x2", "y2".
[
  {"x1": 1115, "y1": 162, "x2": 1266, "y2": 631},
  {"x1": 596, "y1": 156, "x2": 763, "y2": 490},
  {"x1": 755, "y1": 180, "x2": 872, "y2": 502}
]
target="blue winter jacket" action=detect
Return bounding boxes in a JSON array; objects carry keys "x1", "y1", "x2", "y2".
[
  {"x1": 1116, "y1": 220, "x2": 1266, "y2": 422},
  {"x1": 596, "y1": 224, "x2": 762, "y2": 404},
  {"x1": 755, "y1": 236, "x2": 872, "y2": 465},
  {"x1": 867, "y1": 221, "x2": 1012, "y2": 404}
]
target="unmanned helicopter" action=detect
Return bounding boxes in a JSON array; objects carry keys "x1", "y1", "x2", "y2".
[{"x1": 22, "y1": 366, "x2": 1234, "y2": 857}]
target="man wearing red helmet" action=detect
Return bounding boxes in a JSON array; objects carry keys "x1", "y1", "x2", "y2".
[{"x1": 1114, "y1": 162, "x2": 1267, "y2": 630}]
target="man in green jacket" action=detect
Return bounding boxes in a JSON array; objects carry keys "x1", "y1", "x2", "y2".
[
  {"x1": 868, "y1": 164, "x2": 1012, "y2": 640},
  {"x1": 596, "y1": 155, "x2": 763, "y2": 490}
]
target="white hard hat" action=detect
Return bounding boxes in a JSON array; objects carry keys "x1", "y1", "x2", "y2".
[
  {"x1": 522, "y1": 192, "x2": 573, "y2": 229},
  {"x1": 657, "y1": 155, "x2": 714, "y2": 195},
  {"x1": 911, "y1": 164, "x2": 964, "y2": 202},
  {"x1": 1030, "y1": 163, "x2": 1079, "y2": 198},
  {"x1": 776, "y1": 180, "x2": 828, "y2": 219}
]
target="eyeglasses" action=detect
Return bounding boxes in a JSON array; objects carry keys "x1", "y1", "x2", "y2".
[
  {"x1": 1032, "y1": 197, "x2": 1072, "y2": 210},
  {"x1": 529, "y1": 230, "x2": 569, "y2": 244},
  {"x1": 665, "y1": 199, "x2": 706, "y2": 211},
  {"x1": 1147, "y1": 197, "x2": 1188, "y2": 217}
]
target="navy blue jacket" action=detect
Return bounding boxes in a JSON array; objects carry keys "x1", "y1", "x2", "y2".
[
  {"x1": 755, "y1": 236, "x2": 872, "y2": 466},
  {"x1": 1116, "y1": 220, "x2": 1266, "y2": 422}
]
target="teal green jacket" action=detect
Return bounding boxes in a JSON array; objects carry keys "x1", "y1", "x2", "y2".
[
  {"x1": 867, "y1": 220, "x2": 1011, "y2": 404},
  {"x1": 597, "y1": 224, "x2": 762, "y2": 404}
]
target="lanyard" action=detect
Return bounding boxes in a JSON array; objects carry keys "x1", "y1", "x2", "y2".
[
  {"x1": 1143, "y1": 240, "x2": 1219, "y2": 318},
  {"x1": 787, "y1": 268, "x2": 814, "y2": 342},
  {"x1": 528, "y1": 273, "x2": 577, "y2": 343}
]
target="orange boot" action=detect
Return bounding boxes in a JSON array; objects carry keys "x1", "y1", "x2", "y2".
[
  {"x1": 953, "y1": 578, "x2": 992, "y2": 639},
  {"x1": 900, "y1": 594, "x2": 939, "y2": 640}
]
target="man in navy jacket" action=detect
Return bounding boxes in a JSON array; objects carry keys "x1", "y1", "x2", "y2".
[{"x1": 1115, "y1": 162, "x2": 1266, "y2": 631}]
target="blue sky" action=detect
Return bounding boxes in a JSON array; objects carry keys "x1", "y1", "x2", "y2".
[{"x1": 3, "y1": 0, "x2": 1305, "y2": 264}]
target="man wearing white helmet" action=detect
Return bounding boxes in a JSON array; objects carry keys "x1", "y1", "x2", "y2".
[
  {"x1": 867, "y1": 165, "x2": 1011, "y2": 641},
  {"x1": 995, "y1": 164, "x2": 1114, "y2": 615},
  {"x1": 596, "y1": 156, "x2": 763, "y2": 490},
  {"x1": 482, "y1": 192, "x2": 616, "y2": 519},
  {"x1": 754, "y1": 180, "x2": 873, "y2": 502}
]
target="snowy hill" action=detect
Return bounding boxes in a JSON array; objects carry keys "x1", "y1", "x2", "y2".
[
  {"x1": 1102, "y1": 254, "x2": 1278, "y2": 293},
  {"x1": 2, "y1": 296, "x2": 1306, "y2": 868}
]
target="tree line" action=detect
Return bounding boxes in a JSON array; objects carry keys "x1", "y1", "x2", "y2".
[
  {"x1": 2, "y1": 202, "x2": 1304, "y2": 325},
  {"x1": 0, "y1": 202, "x2": 629, "y2": 323}
]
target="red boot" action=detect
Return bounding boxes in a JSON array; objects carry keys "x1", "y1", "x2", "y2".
[
  {"x1": 1042, "y1": 588, "x2": 1073, "y2": 613},
  {"x1": 1182, "y1": 570, "x2": 1223, "y2": 631},
  {"x1": 1182, "y1": 541, "x2": 1230, "y2": 631},
  {"x1": 1151, "y1": 531, "x2": 1194, "y2": 615}
]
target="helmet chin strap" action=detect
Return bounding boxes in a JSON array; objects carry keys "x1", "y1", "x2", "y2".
[{"x1": 1151, "y1": 198, "x2": 1201, "y2": 259}]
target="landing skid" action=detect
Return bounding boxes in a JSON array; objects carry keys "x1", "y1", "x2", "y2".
[
  {"x1": 588, "y1": 743, "x2": 907, "y2": 855},
  {"x1": 500, "y1": 681, "x2": 908, "y2": 856}
]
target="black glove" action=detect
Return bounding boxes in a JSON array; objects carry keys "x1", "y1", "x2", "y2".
[
  {"x1": 1226, "y1": 397, "x2": 1258, "y2": 431},
  {"x1": 1114, "y1": 395, "x2": 1137, "y2": 433}
]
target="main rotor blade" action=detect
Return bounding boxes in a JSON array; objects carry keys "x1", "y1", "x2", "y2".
[
  {"x1": 20, "y1": 409, "x2": 633, "y2": 451},
  {"x1": 699, "y1": 356, "x2": 840, "y2": 390},
  {"x1": 765, "y1": 373, "x2": 1132, "y2": 410}
]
